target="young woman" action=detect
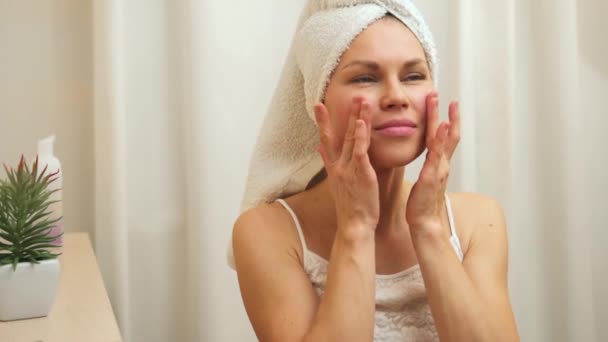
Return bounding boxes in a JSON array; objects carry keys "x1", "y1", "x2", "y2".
[{"x1": 230, "y1": 1, "x2": 519, "y2": 341}]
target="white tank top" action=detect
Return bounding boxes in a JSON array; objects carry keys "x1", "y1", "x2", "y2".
[{"x1": 276, "y1": 194, "x2": 464, "y2": 342}]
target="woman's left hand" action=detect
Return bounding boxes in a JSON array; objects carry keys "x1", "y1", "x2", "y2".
[{"x1": 406, "y1": 92, "x2": 460, "y2": 237}]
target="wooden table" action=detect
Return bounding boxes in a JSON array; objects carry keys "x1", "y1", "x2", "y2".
[{"x1": 0, "y1": 233, "x2": 123, "y2": 342}]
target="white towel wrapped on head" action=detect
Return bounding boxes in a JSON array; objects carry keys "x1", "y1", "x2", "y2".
[{"x1": 228, "y1": 0, "x2": 438, "y2": 269}]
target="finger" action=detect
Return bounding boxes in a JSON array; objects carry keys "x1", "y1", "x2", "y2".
[
  {"x1": 314, "y1": 103, "x2": 338, "y2": 162},
  {"x1": 434, "y1": 122, "x2": 449, "y2": 155},
  {"x1": 352, "y1": 119, "x2": 369, "y2": 165},
  {"x1": 317, "y1": 144, "x2": 332, "y2": 169},
  {"x1": 418, "y1": 149, "x2": 439, "y2": 190},
  {"x1": 435, "y1": 123, "x2": 450, "y2": 192},
  {"x1": 426, "y1": 122, "x2": 447, "y2": 175},
  {"x1": 341, "y1": 98, "x2": 363, "y2": 162},
  {"x1": 419, "y1": 122, "x2": 448, "y2": 188},
  {"x1": 446, "y1": 101, "x2": 460, "y2": 159},
  {"x1": 360, "y1": 102, "x2": 372, "y2": 148},
  {"x1": 425, "y1": 92, "x2": 440, "y2": 149}
]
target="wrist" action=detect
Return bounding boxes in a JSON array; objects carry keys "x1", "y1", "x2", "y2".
[
  {"x1": 336, "y1": 222, "x2": 375, "y2": 244},
  {"x1": 410, "y1": 223, "x2": 446, "y2": 247}
]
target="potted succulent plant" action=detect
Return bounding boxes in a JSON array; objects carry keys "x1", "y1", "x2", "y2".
[{"x1": 0, "y1": 155, "x2": 63, "y2": 321}]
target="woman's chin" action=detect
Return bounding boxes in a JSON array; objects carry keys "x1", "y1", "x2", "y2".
[{"x1": 369, "y1": 145, "x2": 425, "y2": 169}]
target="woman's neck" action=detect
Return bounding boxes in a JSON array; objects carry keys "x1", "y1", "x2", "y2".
[{"x1": 375, "y1": 166, "x2": 410, "y2": 239}]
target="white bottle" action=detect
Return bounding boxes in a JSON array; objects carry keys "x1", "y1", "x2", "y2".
[{"x1": 37, "y1": 135, "x2": 63, "y2": 245}]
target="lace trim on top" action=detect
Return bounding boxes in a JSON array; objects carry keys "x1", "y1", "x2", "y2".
[{"x1": 302, "y1": 251, "x2": 440, "y2": 341}]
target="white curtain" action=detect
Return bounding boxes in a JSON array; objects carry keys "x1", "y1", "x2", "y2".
[
  {"x1": 447, "y1": 1, "x2": 606, "y2": 341},
  {"x1": 92, "y1": 0, "x2": 607, "y2": 341}
]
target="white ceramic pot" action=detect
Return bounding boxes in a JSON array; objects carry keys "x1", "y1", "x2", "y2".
[{"x1": 0, "y1": 258, "x2": 61, "y2": 321}]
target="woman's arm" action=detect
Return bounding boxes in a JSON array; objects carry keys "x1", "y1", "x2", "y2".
[
  {"x1": 406, "y1": 95, "x2": 518, "y2": 341},
  {"x1": 235, "y1": 98, "x2": 380, "y2": 341},
  {"x1": 411, "y1": 194, "x2": 519, "y2": 342},
  {"x1": 233, "y1": 208, "x2": 376, "y2": 342}
]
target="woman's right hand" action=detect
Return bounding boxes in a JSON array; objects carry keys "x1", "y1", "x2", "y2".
[{"x1": 314, "y1": 97, "x2": 380, "y2": 235}]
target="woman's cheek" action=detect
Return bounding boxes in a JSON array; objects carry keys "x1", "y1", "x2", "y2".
[
  {"x1": 325, "y1": 85, "x2": 375, "y2": 141},
  {"x1": 323, "y1": 100, "x2": 350, "y2": 144},
  {"x1": 412, "y1": 87, "x2": 435, "y2": 122},
  {"x1": 332, "y1": 96, "x2": 361, "y2": 131}
]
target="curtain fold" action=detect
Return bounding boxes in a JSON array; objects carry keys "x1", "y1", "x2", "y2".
[{"x1": 93, "y1": 0, "x2": 131, "y2": 339}]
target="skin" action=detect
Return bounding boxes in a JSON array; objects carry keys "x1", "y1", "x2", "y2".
[{"x1": 233, "y1": 16, "x2": 520, "y2": 341}]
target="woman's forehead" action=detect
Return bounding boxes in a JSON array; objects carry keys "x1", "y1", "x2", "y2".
[{"x1": 340, "y1": 17, "x2": 426, "y2": 65}]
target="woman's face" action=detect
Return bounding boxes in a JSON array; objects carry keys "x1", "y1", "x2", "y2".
[{"x1": 323, "y1": 16, "x2": 434, "y2": 170}]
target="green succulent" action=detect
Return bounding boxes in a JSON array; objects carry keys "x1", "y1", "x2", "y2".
[{"x1": 0, "y1": 155, "x2": 63, "y2": 270}]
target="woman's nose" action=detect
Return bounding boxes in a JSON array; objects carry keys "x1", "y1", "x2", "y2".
[{"x1": 380, "y1": 79, "x2": 409, "y2": 111}]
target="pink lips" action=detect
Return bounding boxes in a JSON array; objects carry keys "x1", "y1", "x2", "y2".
[{"x1": 374, "y1": 119, "x2": 417, "y2": 137}]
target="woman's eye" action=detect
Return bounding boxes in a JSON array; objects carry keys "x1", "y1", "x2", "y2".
[
  {"x1": 352, "y1": 75, "x2": 376, "y2": 83},
  {"x1": 402, "y1": 74, "x2": 426, "y2": 81}
]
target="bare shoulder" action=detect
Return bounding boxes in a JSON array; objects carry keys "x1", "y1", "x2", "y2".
[
  {"x1": 448, "y1": 192, "x2": 511, "y2": 293},
  {"x1": 232, "y1": 201, "x2": 304, "y2": 267},
  {"x1": 448, "y1": 192, "x2": 505, "y2": 223},
  {"x1": 231, "y1": 201, "x2": 320, "y2": 341},
  {"x1": 446, "y1": 192, "x2": 507, "y2": 254}
]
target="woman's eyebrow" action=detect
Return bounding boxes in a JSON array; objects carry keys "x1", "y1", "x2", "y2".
[{"x1": 340, "y1": 58, "x2": 425, "y2": 71}]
